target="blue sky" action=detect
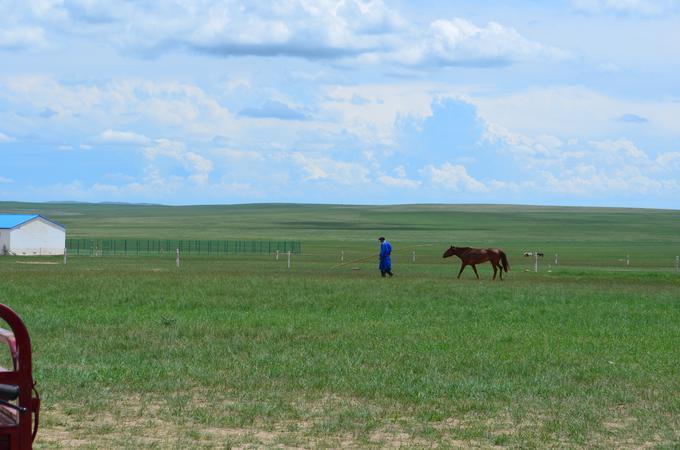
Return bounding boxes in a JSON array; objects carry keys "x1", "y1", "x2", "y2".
[{"x1": 2, "y1": 0, "x2": 679, "y2": 208}]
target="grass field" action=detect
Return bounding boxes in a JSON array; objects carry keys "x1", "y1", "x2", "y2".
[{"x1": 0, "y1": 201, "x2": 679, "y2": 448}]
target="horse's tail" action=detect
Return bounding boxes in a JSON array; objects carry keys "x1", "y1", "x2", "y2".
[{"x1": 500, "y1": 250, "x2": 509, "y2": 272}]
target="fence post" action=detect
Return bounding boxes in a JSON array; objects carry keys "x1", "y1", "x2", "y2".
[
  {"x1": 63, "y1": 247, "x2": 67, "y2": 265},
  {"x1": 676, "y1": 255, "x2": 679, "y2": 272},
  {"x1": 341, "y1": 250, "x2": 344, "y2": 262},
  {"x1": 412, "y1": 251, "x2": 416, "y2": 263},
  {"x1": 626, "y1": 254, "x2": 630, "y2": 267},
  {"x1": 554, "y1": 253, "x2": 558, "y2": 265},
  {"x1": 288, "y1": 250, "x2": 291, "y2": 269},
  {"x1": 534, "y1": 252, "x2": 539, "y2": 273},
  {"x1": 176, "y1": 248, "x2": 180, "y2": 268},
  {"x1": 276, "y1": 250, "x2": 279, "y2": 261}
]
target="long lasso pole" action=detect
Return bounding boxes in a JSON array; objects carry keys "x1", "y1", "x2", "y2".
[{"x1": 330, "y1": 243, "x2": 436, "y2": 269}]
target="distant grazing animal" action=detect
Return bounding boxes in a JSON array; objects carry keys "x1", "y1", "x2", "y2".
[
  {"x1": 536, "y1": 252, "x2": 544, "y2": 257},
  {"x1": 523, "y1": 252, "x2": 533, "y2": 257},
  {"x1": 443, "y1": 245, "x2": 510, "y2": 280}
]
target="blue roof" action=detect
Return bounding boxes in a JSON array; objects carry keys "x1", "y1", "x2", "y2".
[{"x1": 0, "y1": 214, "x2": 64, "y2": 229}]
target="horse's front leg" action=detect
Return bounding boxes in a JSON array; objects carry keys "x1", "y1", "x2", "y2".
[
  {"x1": 471, "y1": 265, "x2": 480, "y2": 280},
  {"x1": 492, "y1": 263, "x2": 497, "y2": 280},
  {"x1": 457, "y1": 263, "x2": 466, "y2": 279}
]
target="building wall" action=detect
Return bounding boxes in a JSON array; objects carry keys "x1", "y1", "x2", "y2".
[
  {"x1": 0, "y1": 230, "x2": 9, "y2": 254},
  {"x1": 9, "y1": 217, "x2": 66, "y2": 255}
]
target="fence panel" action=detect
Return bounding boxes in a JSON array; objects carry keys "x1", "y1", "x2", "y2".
[{"x1": 65, "y1": 238, "x2": 301, "y2": 256}]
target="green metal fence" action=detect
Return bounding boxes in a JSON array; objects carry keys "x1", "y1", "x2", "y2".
[{"x1": 65, "y1": 239, "x2": 301, "y2": 256}]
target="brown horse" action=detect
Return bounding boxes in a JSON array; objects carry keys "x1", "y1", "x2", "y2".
[{"x1": 442, "y1": 245, "x2": 509, "y2": 280}]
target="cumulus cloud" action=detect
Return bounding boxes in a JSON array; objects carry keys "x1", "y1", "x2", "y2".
[
  {"x1": 422, "y1": 162, "x2": 488, "y2": 192},
  {"x1": 99, "y1": 129, "x2": 151, "y2": 144},
  {"x1": 380, "y1": 18, "x2": 568, "y2": 67},
  {"x1": 485, "y1": 120, "x2": 680, "y2": 197},
  {"x1": 590, "y1": 139, "x2": 647, "y2": 160},
  {"x1": 0, "y1": 76, "x2": 237, "y2": 139},
  {"x1": 3, "y1": 1, "x2": 564, "y2": 68},
  {"x1": 472, "y1": 86, "x2": 680, "y2": 138},
  {"x1": 143, "y1": 139, "x2": 214, "y2": 187},
  {"x1": 378, "y1": 174, "x2": 421, "y2": 189},
  {"x1": 290, "y1": 153, "x2": 370, "y2": 184}
]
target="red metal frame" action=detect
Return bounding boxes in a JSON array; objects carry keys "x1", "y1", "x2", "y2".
[{"x1": 0, "y1": 304, "x2": 40, "y2": 449}]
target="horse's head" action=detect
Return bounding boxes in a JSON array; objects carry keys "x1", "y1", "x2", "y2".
[{"x1": 442, "y1": 245, "x2": 457, "y2": 258}]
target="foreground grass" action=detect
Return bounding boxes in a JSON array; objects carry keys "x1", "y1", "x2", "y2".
[{"x1": 1, "y1": 256, "x2": 678, "y2": 448}]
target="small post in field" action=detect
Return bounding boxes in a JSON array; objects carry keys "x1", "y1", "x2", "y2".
[
  {"x1": 276, "y1": 250, "x2": 279, "y2": 261},
  {"x1": 412, "y1": 251, "x2": 416, "y2": 263},
  {"x1": 534, "y1": 252, "x2": 539, "y2": 272},
  {"x1": 287, "y1": 251, "x2": 291, "y2": 269},
  {"x1": 341, "y1": 250, "x2": 344, "y2": 262},
  {"x1": 63, "y1": 247, "x2": 67, "y2": 265},
  {"x1": 554, "y1": 253, "x2": 558, "y2": 265},
  {"x1": 676, "y1": 255, "x2": 679, "y2": 272},
  {"x1": 176, "y1": 248, "x2": 180, "y2": 268},
  {"x1": 626, "y1": 254, "x2": 630, "y2": 267}
]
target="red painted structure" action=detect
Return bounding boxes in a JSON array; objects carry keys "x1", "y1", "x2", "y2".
[{"x1": 0, "y1": 304, "x2": 40, "y2": 449}]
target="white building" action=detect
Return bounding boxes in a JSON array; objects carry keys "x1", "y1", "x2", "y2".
[{"x1": 0, "y1": 214, "x2": 66, "y2": 256}]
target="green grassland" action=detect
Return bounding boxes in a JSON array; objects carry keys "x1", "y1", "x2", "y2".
[{"x1": 0, "y1": 201, "x2": 679, "y2": 448}]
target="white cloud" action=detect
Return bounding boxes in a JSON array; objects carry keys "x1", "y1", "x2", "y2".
[
  {"x1": 3, "y1": 1, "x2": 564, "y2": 68},
  {"x1": 0, "y1": 76, "x2": 237, "y2": 139},
  {"x1": 99, "y1": 129, "x2": 151, "y2": 144},
  {"x1": 590, "y1": 139, "x2": 647, "y2": 159},
  {"x1": 484, "y1": 123, "x2": 564, "y2": 157},
  {"x1": 0, "y1": 132, "x2": 13, "y2": 143},
  {"x1": 378, "y1": 174, "x2": 421, "y2": 189},
  {"x1": 540, "y1": 166, "x2": 678, "y2": 195},
  {"x1": 406, "y1": 19, "x2": 568, "y2": 67},
  {"x1": 143, "y1": 139, "x2": 214, "y2": 187},
  {"x1": 184, "y1": 152, "x2": 214, "y2": 186},
  {"x1": 422, "y1": 162, "x2": 488, "y2": 192},
  {"x1": 290, "y1": 153, "x2": 370, "y2": 184},
  {"x1": 652, "y1": 151, "x2": 680, "y2": 171},
  {"x1": 473, "y1": 86, "x2": 680, "y2": 138},
  {"x1": 321, "y1": 83, "x2": 461, "y2": 144},
  {"x1": 0, "y1": 176, "x2": 13, "y2": 184},
  {"x1": 485, "y1": 118, "x2": 680, "y2": 197},
  {"x1": 105, "y1": 0, "x2": 406, "y2": 59}
]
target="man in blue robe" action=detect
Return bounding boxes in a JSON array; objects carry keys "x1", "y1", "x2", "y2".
[{"x1": 378, "y1": 237, "x2": 393, "y2": 277}]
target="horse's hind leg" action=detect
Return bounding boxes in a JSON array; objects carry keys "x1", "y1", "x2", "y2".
[
  {"x1": 472, "y1": 265, "x2": 480, "y2": 280},
  {"x1": 457, "y1": 264, "x2": 466, "y2": 279},
  {"x1": 492, "y1": 262, "x2": 498, "y2": 280}
]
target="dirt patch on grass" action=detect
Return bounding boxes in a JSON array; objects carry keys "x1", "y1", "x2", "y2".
[
  {"x1": 35, "y1": 393, "x2": 678, "y2": 449},
  {"x1": 16, "y1": 261, "x2": 59, "y2": 265}
]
